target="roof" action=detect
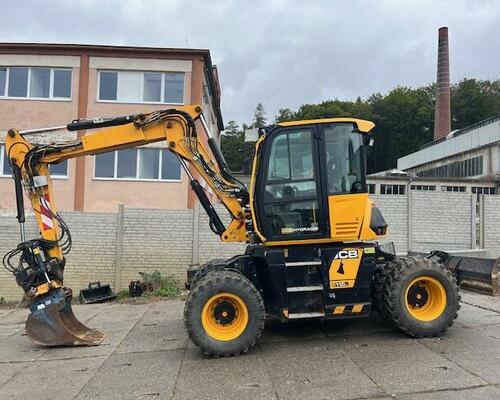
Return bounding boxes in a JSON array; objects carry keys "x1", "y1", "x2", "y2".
[
  {"x1": 0, "y1": 42, "x2": 224, "y2": 130},
  {"x1": 278, "y1": 118, "x2": 375, "y2": 133},
  {"x1": 398, "y1": 115, "x2": 500, "y2": 170}
]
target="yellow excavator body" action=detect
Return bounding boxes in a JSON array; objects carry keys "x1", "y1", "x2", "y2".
[{"x1": 3, "y1": 106, "x2": 459, "y2": 355}]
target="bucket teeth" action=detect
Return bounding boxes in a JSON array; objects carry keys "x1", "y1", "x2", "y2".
[{"x1": 25, "y1": 287, "x2": 105, "y2": 347}]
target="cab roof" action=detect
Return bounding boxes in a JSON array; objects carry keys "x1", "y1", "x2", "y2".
[{"x1": 277, "y1": 118, "x2": 375, "y2": 133}]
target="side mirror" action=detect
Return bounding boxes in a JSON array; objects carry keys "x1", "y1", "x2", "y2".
[{"x1": 368, "y1": 138, "x2": 375, "y2": 147}]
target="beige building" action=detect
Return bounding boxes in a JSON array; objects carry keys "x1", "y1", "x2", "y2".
[{"x1": 0, "y1": 43, "x2": 223, "y2": 212}]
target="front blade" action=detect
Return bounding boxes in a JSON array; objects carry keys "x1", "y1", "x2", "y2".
[{"x1": 25, "y1": 287, "x2": 105, "y2": 346}]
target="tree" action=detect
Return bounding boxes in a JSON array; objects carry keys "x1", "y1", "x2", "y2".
[
  {"x1": 252, "y1": 103, "x2": 267, "y2": 128},
  {"x1": 224, "y1": 120, "x2": 240, "y2": 136},
  {"x1": 451, "y1": 79, "x2": 500, "y2": 129},
  {"x1": 275, "y1": 108, "x2": 296, "y2": 123},
  {"x1": 220, "y1": 78, "x2": 500, "y2": 174},
  {"x1": 220, "y1": 132, "x2": 244, "y2": 172}
]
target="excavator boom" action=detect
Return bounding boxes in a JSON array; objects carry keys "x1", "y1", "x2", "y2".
[{"x1": 3, "y1": 105, "x2": 248, "y2": 346}]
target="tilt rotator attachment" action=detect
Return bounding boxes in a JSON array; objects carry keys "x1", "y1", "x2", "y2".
[{"x1": 5, "y1": 164, "x2": 104, "y2": 346}]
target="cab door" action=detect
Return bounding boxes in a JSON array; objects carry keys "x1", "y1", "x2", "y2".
[
  {"x1": 318, "y1": 123, "x2": 368, "y2": 241},
  {"x1": 256, "y1": 126, "x2": 328, "y2": 242}
]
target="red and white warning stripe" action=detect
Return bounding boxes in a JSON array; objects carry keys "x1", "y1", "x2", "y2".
[{"x1": 39, "y1": 194, "x2": 54, "y2": 231}]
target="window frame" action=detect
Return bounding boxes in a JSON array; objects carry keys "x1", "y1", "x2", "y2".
[
  {"x1": 93, "y1": 148, "x2": 182, "y2": 182},
  {"x1": 0, "y1": 144, "x2": 11, "y2": 177},
  {"x1": 96, "y1": 70, "x2": 185, "y2": 105},
  {"x1": 0, "y1": 67, "x2": 72, "y2": 101}
]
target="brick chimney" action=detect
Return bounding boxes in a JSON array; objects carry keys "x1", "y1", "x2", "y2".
[{"x1": 433, "y1": 27, "x2": 451, "y2": 140}]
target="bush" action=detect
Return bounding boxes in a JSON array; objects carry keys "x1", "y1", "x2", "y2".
[{"x1": 139, "y1": 270, "x2": 181, "y2": 299}]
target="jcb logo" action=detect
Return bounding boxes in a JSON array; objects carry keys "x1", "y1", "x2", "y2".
[{"x1": 334, "y1": 250, "x2": 359, "y2": 259}]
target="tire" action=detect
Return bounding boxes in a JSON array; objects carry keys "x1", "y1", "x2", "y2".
[
  {"x1": 190, "y1": 259, "x2": 227, "y2": 288},
  {"x1": 373, "y1": 256, "x2": 460, "y2": 338},
  {"x1": 184, "y1": 269, "x2": 265, "y2": 357}
]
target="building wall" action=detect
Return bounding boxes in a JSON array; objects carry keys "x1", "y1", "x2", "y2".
[{"x1": 0, "y1": 50, "x2": 223, "y2": 213}]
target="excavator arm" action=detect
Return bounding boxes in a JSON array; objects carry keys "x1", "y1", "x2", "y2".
[{"x1": 3, "y1": 105, "x2": 249, "y2": 346}]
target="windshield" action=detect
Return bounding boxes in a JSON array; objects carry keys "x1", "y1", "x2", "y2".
[{"x1": 323, "y1": 123, "x2": 365, "y2": 194}]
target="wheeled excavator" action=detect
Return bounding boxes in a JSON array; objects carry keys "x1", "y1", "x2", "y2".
[{"x1": 3, "y1": 105, "x2": 460, "y2": 355}]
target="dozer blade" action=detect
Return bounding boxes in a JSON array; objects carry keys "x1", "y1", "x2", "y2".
[
  {"x1": 25, "y1": 287, "x2": 105, "y2": 346},
  {"x1": 411, "y1": 251, "x2": 500, "y2": 296},
  {"x1": 443, "y1": 255, "x2": 500, "y2": 296}
]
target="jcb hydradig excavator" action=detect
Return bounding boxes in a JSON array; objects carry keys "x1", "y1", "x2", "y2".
[{"x1": 4, "y1": 105, "x2": 460, "y2": 355}]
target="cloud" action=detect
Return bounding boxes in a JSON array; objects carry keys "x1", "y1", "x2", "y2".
[{"x1": 1, "y1": 0, "x2": 499, "y2": 125}]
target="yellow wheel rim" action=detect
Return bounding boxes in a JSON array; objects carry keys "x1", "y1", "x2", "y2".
[
  {"x1": 405, "y1": 276, "x2": 447, "y2": 322},
  {"x1": 201, "y1": 292, "x2": 249, "y2": 341}
]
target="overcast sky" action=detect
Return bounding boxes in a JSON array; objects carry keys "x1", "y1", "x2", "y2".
[{"x1": 2, "y1": 0, "x2": 499, "y2": 126}]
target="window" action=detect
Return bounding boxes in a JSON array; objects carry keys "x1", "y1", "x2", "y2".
[
  {"x1": 381, "y1": 184, "x2": 406, "y2": 195},
  {"x1": 117, "y1": 149, "x2": 137, "y2": 178},
  {"x1": 99, "y1": 71, "x2": 118, "y2": 101},
  {"x1": 49, "y1": 161, "x2": 68, "y2": 177},
  {"x1": 411, "y1": 185, "x2": 436, "y2": 191},
  {"x1": 164, "y1": 72, "x2": 184, "y2": 103},
  {"x1": 94, "y1": 148, "x2": 181, "y2": 181},
  {"x1": 8, "y1": 67, "x2": 28, "y2": 97},
  {"x1": 368, "y1": 183, "x2": 376, "y2": 194},
  {"x1": 0, "y1": 145, "x2": 67, "y2": 178},
  {"x1": 0, "y1": 67, "x2": 72, "y2": 100},
  {"x1": 53, "y1": 70, "x2": 72, "y2": 98},
  {"x1": 30, "y1": 68, "x2": 50, "y2": 98},
  {"x1": 98, "y1": 70, "x2": 185, "y2": 104},
  {"x1": 324, "y1": 123, "x2": 364, "y2": 194},
  {"x1": 143, "y1": 73, "x2": 162, "y2": 102},
  {"x1": 1, "y1": 144, "x2": 12, "y2": 176},
  {"x1": 441, "y1": 185, "x2": 466, "y2": 192},
  {"x1": 417, "y1": 156, "x2": 483, "y2": 178},
  {"x1": 0, "y1": 68, "x2": 7, "y2": 96},
  {"x1": 262, "y1": 129, "x2": 321, "y2": 239}
]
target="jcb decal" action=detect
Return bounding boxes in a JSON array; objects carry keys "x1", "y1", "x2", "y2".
[
  {"x1": 334, "y1": 250, "x2": 359, "y2": 259},
  {"x1": 329, "y1": 248, "x2": 363, "y2": 289}
]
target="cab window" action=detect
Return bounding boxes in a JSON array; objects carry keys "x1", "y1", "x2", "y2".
[{"x1": 323, "y1": 123, "x2": 365, "y2": 194}]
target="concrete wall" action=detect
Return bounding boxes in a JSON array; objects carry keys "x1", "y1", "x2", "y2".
[
  {"x1": 372, "y1": 192, "x2": 474, "y2": 254},
  {"x1": 0, "y1": 204, "x2": 246, "y2": 301},
  {"x1": 483, "y1": 195, "x2": 500, "y2": 257},
  {"x1": 0, "y1": 193, "x2": 497, "y2": 301}
]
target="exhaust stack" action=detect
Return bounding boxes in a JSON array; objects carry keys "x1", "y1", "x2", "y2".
[{"x1": 433, "y1": 27, "x2": 451, "y2": 140}]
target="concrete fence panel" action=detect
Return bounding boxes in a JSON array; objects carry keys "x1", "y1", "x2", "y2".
[{"x1": 410, "y1": 192, "x2": 474, "y2": 252}]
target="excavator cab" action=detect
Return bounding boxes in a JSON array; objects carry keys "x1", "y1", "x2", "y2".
[{"x1": 251, "y1": 119, "x2": 385, "y2": 244}]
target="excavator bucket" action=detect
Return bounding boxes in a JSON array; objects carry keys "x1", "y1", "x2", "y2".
[{"x1": 25, "y1": 287, "x2": 105, "y2": 346}]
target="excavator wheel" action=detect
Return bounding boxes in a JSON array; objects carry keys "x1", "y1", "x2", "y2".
[
  {"x1": 373, "y1": 256, "x2": 460, "y2": 338},
  {"x1": 190, "y1": 258, "x2": 227, "y2": 289},
  {"x1": 184, "y1": 269, "x2": 265, "y2": 357}
]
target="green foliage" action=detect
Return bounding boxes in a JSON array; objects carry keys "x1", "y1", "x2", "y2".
[
  {"x1": 451, "y1": 79, "x2": 500, "y2": 129},
  {"x1": 116, "y1": 290, "x2": 129, "y2": 300},
  {"x1": 252, "y1": 103, "x2": 267, "y2": 128},
  {"x1": 275, "y1": 108, "x2": 296, "y2": 123},
  {"x1": 220, "y1": 79, "x2": 499, "y2": 173},
  {"x1": 221, "y1": 131, "x2": 245, "y2": 172},
  {"x1": 139, "y1": 270, "x2": 181, "y2": 299},
  {"x1": 224, "y1": 120, "x2": 240, "y2": 136}
]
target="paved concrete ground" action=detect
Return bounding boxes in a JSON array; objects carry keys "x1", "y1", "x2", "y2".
[{"x1": 0, "y1": 291, "x2": 499, "y2": 400}]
